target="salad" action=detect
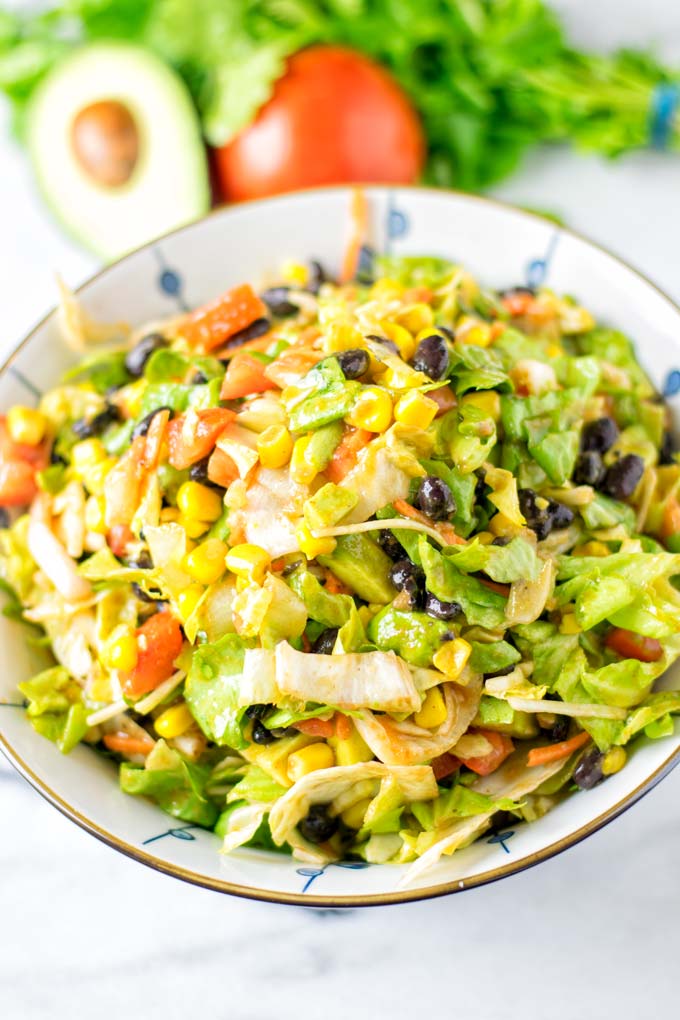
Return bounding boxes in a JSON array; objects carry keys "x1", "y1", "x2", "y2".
[{"x1": 3, "y1": 240, "x2": 680, "y2": 887}]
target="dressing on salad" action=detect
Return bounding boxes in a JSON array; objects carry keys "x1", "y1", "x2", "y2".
[{"x1": 3, "y1": 239, "x2": 680, "y2": 885}]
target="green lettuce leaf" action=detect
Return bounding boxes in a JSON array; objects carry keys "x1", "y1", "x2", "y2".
[
  {"x1": 469, "y1": 641, "x2": 521, "y2": 675},
  {"x1": 120, "y1": 739, "x2": 217, "y2": 827},
  {"x1": 18, "y1": 666, "x2": 87, "y2": 753},
  {"x1": 184, "y1": 633, "x2": 253, "y2": 749},
  {"x1": 286, "y1": 566, "x2": 353, "y2": 629},
  {"x1": 419, "y1": 538, "x2": 507, "y2": 629},
  {"x1": 616, "y1": 691, "x2": 680, "y2": 745}
]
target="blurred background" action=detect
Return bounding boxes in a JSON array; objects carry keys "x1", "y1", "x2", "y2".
[{"x1": 1, "y1": 1, "x2": 680, "y2": 1018}]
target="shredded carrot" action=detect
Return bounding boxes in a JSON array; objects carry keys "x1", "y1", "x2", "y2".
[
  {"x1": 334, "y1": 713, "x2": 352, "y2": 741},
  {"x1": 340, "y1": 188, "x2": 368, "y2": 284},
  {"x1": 478, "y1": 577, "x2": 511, "y2": 597},
  {"x1": 103, "y1": 733, "x2": 154, "y2": 757},
  {"x1": 324, "y1": 570, "x2": 352, "y2": 595},
  {"x1": 325, "y1": 427, "x2": 372, "y2": 483},
  {"x1": 526, "y1": 729, "x2": 590, "y2": 767},
  {"x1": 294, "y1": 717, "x2": 336, "y2": 738}
]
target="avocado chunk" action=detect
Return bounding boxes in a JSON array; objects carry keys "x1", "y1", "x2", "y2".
[
  {"x1": 27, "y1": 43, "x2": 210, "y2": 260},
  {"x1": 368, "y1": 607, "x2": 451, "y2": 667},
  {"x1": 318, "y1": 532, "x2": 395, "y2": 604},
  {"x1": 474, "y1": 695, "x2": 540, "y2": 738}
]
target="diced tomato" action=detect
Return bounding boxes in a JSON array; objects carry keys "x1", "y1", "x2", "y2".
[
  {"x1": 0, "y1": 417, "x2": 49, "y2": 467},
  {"x1": 121, "y1": 611, "x2": 184, "y2": 698},
  {"x1": 502, "y1": 292, "x2": 534, "y2": 317},
  {"x1": 180, "y1": 284, "x2": 267, "y2": 352},
  {"x1": 0, "y1": 458, "x2": 39, "y2": 506},
  {"x1": 166, "y1": 408, "x2": 236, "y2": 470},
  {"x1": 403, "y1": 286, "x2": 433, "y2": 304},
  {"x1": 220, "y1": 352, "x2": 278, "y2": 400},
  {"x1": 457, "y1": 730, "x2": 514, "y2": 776},
  {"x1": 325, "y1": 427, "x2": 372, "y2": 483},
  {"x1": 334, "y1": 713, "x2": 353, "y2": 740},
  {"x1": 294, "y1": 717, "x2": 336, "y2": 738},
  {"x1": 108, "y1": 524, "x2": 134, "y2": 558},
  {"x1": 428, "y1": 385, "x2": 457, "y2": 418},
  {"x1": 262, "y1": 347, "x2": 322, "y2": 390},
  {"x1": 431, "y1": 752, "x2": 460, "y2": 781},
  {"x1": 103, "y1": 733, "x2": 155, "y2": 757},
  {"x1": 207, "y1": 447, "x2": 240, "y2": 488},
  {"x1": 605, "y1": 628, "x2": 663, "y2": 663}
]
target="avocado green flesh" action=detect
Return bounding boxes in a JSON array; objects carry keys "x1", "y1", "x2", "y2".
[
  {"x1": 318, "y1": 532, "x2": 395, "y2": 604},
  {"x1": 27, "y1": 42, "x2": 210, "y2": 260},
  {"x1": 472, "y1": 710, "x2": 540, "y2": 739}
]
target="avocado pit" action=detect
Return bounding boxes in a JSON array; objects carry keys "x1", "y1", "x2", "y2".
[{"x1": 71, "y1": 99, "x2": 139, "y2": 187}]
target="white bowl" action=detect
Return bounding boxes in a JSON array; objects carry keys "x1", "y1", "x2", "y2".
[{"x1": 2, "y1": 186, "x2": 680, "y2": 906}]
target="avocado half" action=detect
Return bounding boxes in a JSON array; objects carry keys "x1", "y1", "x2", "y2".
[{"x1": 27, "y1": 43, "x2": 211, "y2": 261}]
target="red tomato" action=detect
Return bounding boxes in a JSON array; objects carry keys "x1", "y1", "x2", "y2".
[
  {"x1": 107, "y1": 524, "x2": 134, "y2": 558},
  {"x1": 215, "y1": 46, "x2": 425, "y2": 201},
  {"x1": 166, "y1": 408, "x2": 236, "y2": 470},
  {"x1": 0, "y1": 458, "x2": 39, "y2": 506},
  {"x1": 220, "y1": 353, "x2": 277, "y2": 400},
  {"x1": 207, "y1": 447, "x2": 239, "y2": 488},
  {"x1": 121, "y1": 611, "x2": 184, "y2": 698},
  {"x1": 181, "y1": 284, "x2": 266, "y2": 352},
  {"x1": 431, "y1": 752, "x2": 460, "y2": 782},
  {"x1": 457, "y1": 731, "x2": 515, "y2": 777},
  {"x1": 605, "y1": 628, "x2": 663, "y2": 663}
]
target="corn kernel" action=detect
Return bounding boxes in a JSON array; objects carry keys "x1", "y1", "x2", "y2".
[
  {"x1": 180, "y1": 515, "x2": 210, "y2": 539},
  {"x1": 160, "y1": 507, "x2": 181, "y2": 523},
  {"x1": 546, "y1": 342, "x2": 564, "y2": 358},
  {"x1": 433, "y1": 638, "x2": 472, "y2": 681},
  {"x1": 281, "y1": 260, "x2": 309, "y2": 287},
  {"x1": 476, "y1": 531, "x2": 495, "y2": 545},
  {"x1": 380, "y1": 322, "x2": 416, "y2": 361},
  {"x1": 101, "y1": 626, "x2": 138, "y2": 673},
  {"x1": 177, "y1": 583, "x2": 204, "y2": 621},
  {"x1": 7, "y1": 406, "x2": 47, "y2": 446},
  {"x1": 286, "y1": 742, "x2": 335, "y2": 782},
  {"x1": 341, "y1": 797, "x2": 372, "y2": 830},
  {"x1": 71, "y1": 438, "x2": 107, "y2": 476},
  {"x1": 225, "y1": 542, "x2": 271, "y2": 585},
  {"x1": 397, "y1": 302, "x2": 434, "y2": 335},
  {"x1": 370, "y1": 278, "x2": 402, "y2": 301},
  {"x1": 257, "y1": 425, "x2": 293, "y2": 469},
  {"x1": 414, "y1": 326, "x2": 450, "y2": 344},
  {"x1": 176, "y1": 481, "x2": 223, "y2": 523},
  {"x1": 331, "y1": 726, "x2": 373, "y2": 766},
  {"x1": 290, "y1": 435, "x2": 318, "y2": 485},
  {"x1": 573, "y1": 541, "x2": 610, "y2": 557},
  {"x1": 602, "y1": 746, "x2": 627, "y2": 776},
  {"x1": 154, "y1": 703, "x2": 195, "y2": 739},
  {"x1": 183, "y1": 538, "x2": 228, "y2": 585},
  {"x1": 295, "y1": 522, "x2": 336, "y2": 559},
  {"x1": 393, "y1": 390, "x2": 438, "y2": 429},
  {"x1": 559, "y1": 613, "x2": 581, "y2": 635},
  {"x1": 461, "y1": 390, "x2": 501, "y2": 421},
  {"x1": 85, "y1": 495, "x2": 107, "y2": 534},
  {"x1": 414, "y1": 686, "x2": 448, "y2": 728},
  {"x1": 346, "y1": 387, "x2": 393, "y2": 433},
  {"x1": 324, "y1": 322, "x2": 365, "y2": 354},
  {"x1": 489, "y1": 512, "x2": 522, "y2": 538},
  {"x1": 357, "y1": 605, "x2": 374, "y2": 629},
  {"x1": 457, "y1": 316, "x2": 493, "y2": 347},
  {"x1": 86, "y1": 457, "x2": 116, "y2": 496}
]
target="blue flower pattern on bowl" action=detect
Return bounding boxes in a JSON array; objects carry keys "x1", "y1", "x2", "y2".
[
  {"x1": 153, "y1": 246, "x2": 189, "y2": 311},
  {"x1": 296, "y1": 860, "x2": 370, "y2": 893}
]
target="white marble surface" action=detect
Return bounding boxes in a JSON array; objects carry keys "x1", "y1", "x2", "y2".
[{"x1": 2, "y1": 2, "x2": 680, "y2": 1016}]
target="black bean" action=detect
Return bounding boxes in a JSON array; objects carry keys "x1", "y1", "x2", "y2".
[
  {"x1": 572, "y1": 450, "x2": 605, "y2": 487},
  {"x1": 376, "y1": 529, "x2": 403, "y2": 561},
  {"x1": 573, "y1": 748, "x2": 604, "y2": 790},
  {"x1": 550, "y1": 501, "x2": 574, "y2": 531},
  {"x1": 312, "y1": 628, "x2": 339, "y2": 655},
  {"x1": 307, "y1": 260, "x2": 330, "y2": 295},
  {"x1": 281, "y1": 559, "x2": 303, "y2": 577},
  {"x1": 398, "y1": 576, "x2": 423, "y2": 611},
  {"x1": 337, "y1": 348, "x2": 370, "y2": 380},
  {"x1": 416, "y1": 476, "x2": 456, "y2": 521},
  {"x1": 224, "y1": 317, "x2": 271, "y2": 351},
  {"x1": 366, "y1": 334, "x2": 399, "y2": 356},
  {"x1": 602, "y1": 454, "x2": 644, "y2": 500},
  {"x1": 412, "y1": 335, "x2": 449, "y2": 381},
  {"x1": 581, "y1": 416, "x2": 619, "y2": 454},
  {"x1": 659, "y1": 429, "x2": 677, "y2": 466},
  {"x1": 190, "y1": 371, "x2": 208, "y2": 385},
  {"x1": 299, "y1": 804, "x2": 338, "y2": 844},
  {"x1": 424, "y1": 591, "x2": 462, "y2": 621},
  {"x1": 132, "y1": 582, "x2": 158, "y2": 603},
  {"x1": 389, "y1": 559, "x2": 424, "y2": 592},
  {"x1": 435, "y1": 325, "x2": 456, "y2": 342},
  {"x1": 49, "y1": 447, "x2": 67, "y2": 466},
  {"x1": 518, "y1": 488, "x2": 553, "y2": 540},
  {"x1": 127, "y1": 550, "x2": 153, "y2": 570},
  {"x1": 251, "y1": 719, "x2": 276, "y2": 745},
  {"x1": 245, "y1": 703, "x2": 272, "y2": 720},
  {"x1": 188, "y1": 456, "x2": 211, "y2": 485},
  {"x1": 0, "y1": 507, "x2": 9, "y2": 529},
  {"x1": 72, "y1": 404, "x2": 120, "y2": 440},
  {"x1": 549, "y1": 716, "x2": 570, "y2": 742},
  {"x1": 491, "y1": 536, "x2": 511, "y2": 547},
  {"x1": 474, "y1": 472, "x2": 487, "y2": 501},
  {"x1": 132, "y1": 405, "x2": 173, "y2": 440},
  {"x1": 125, "y1": 332, "x2": 168, "y2": 378},
  {"x1": 260, "y1": 286, "x2": 298, "y2": 318}
]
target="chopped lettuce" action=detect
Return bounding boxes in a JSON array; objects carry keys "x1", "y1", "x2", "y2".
[
  {"x1": 469, "y1": 641, "x2": 521, "y2": 675},
  {"x1": 616, "y1": 691, "x2": 680, "y2": 745},
  {"x1": 420, "y1": 459, "x2": 477, "y2": 536},
  {"x1": 286, "y1": 566, "x2": 353, "y2": 629},
  {"x1": 120, "y1": 740, "x2": 218, "y2": 827},
  {"x1": 184, "y1": 633, "x2": 253, "y2": 749},
  {"x1": 18, "y1": 666, "x2": 87, "y2": 753},
  {"x1": 411, "y1": 783, "x2": 520, "y2": 833},
  {"x1": 419, "y1": 538, "x2": 507, "y2": 629},
  {"x1": 284, "y1": 358, "x2": 361, "y2": 431}
]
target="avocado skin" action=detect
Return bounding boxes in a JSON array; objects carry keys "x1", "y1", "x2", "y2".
[{"x1": 318, "y1": 533, "x2": 395, "y2": 604}]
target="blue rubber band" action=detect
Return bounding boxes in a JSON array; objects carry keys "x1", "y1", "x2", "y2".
[{"x1": 649, "y1": 83, "x2": 680, "y2": 149}]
